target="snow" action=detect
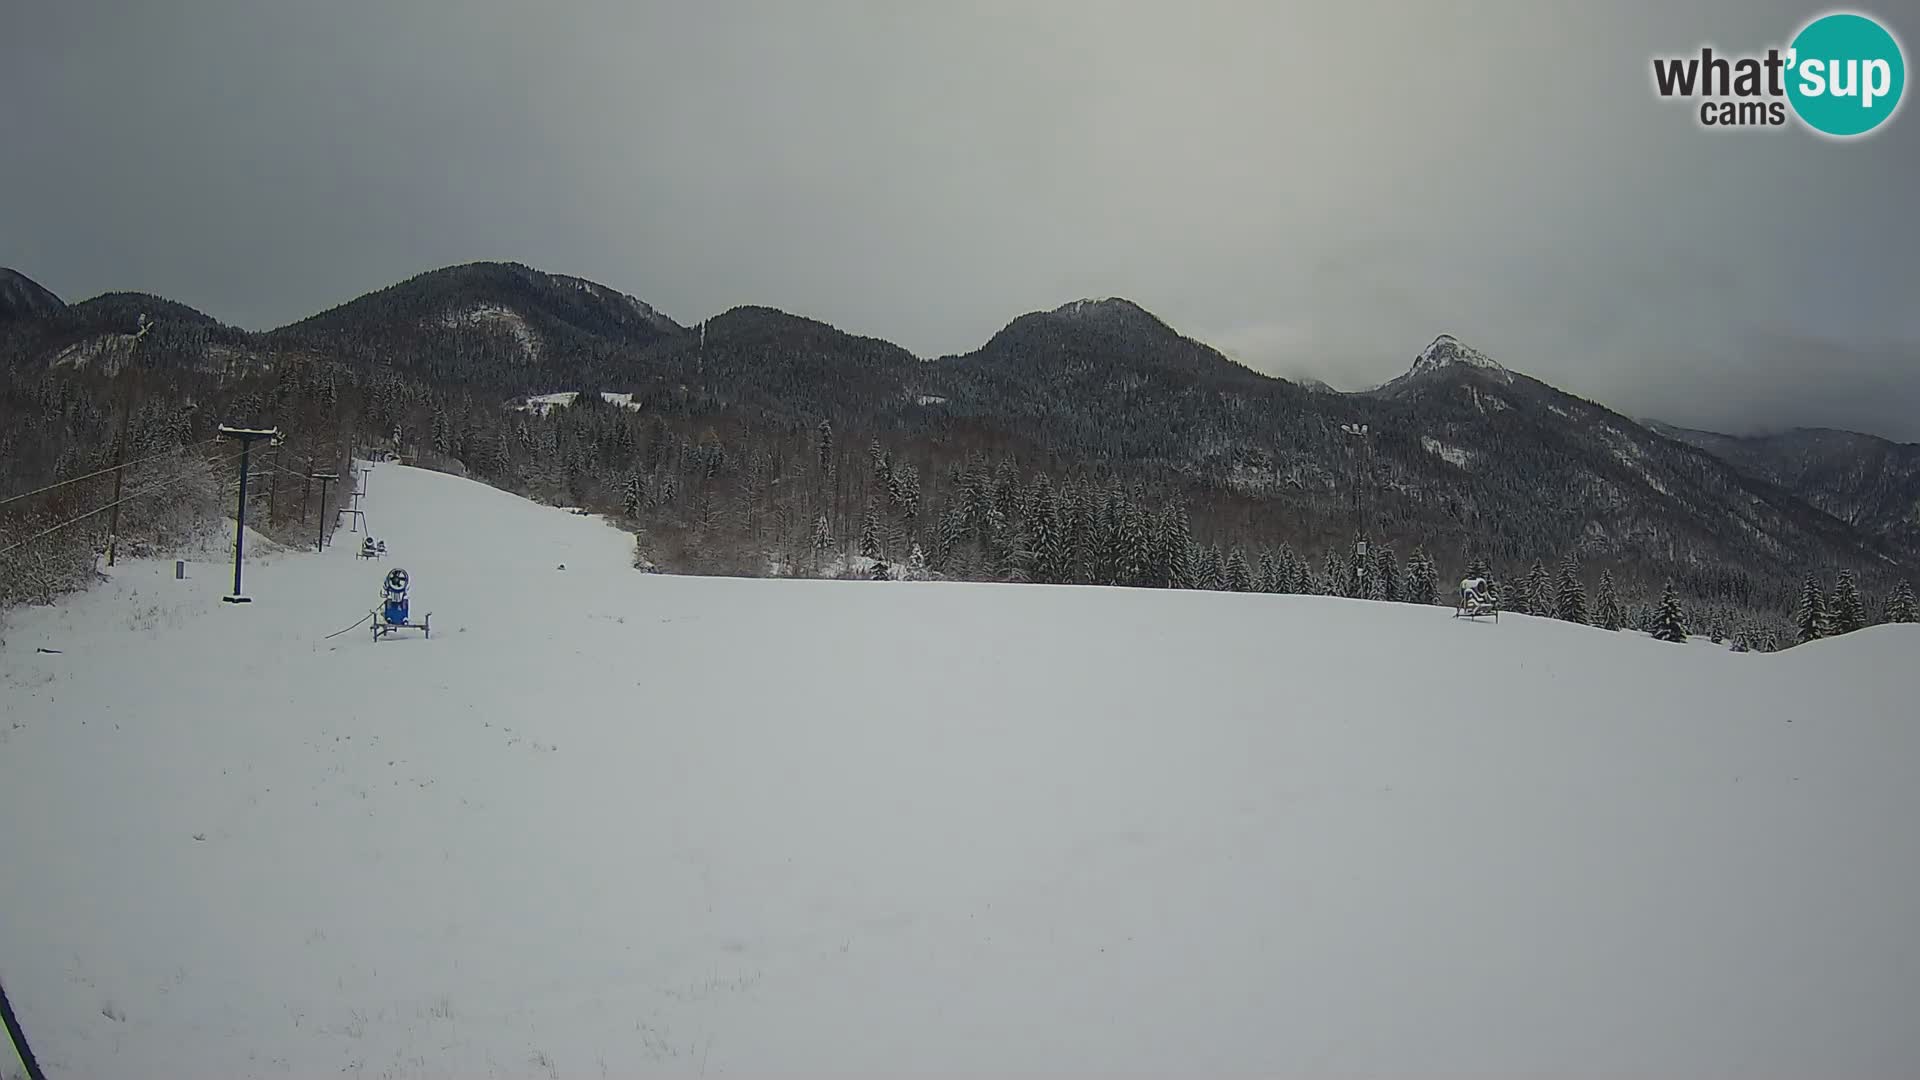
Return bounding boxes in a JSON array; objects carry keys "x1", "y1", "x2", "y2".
[
  {"x1": 914, "y1": 394, "x2": 948, "y2": 406},
  {"x1": 513, "y1": 391, "x2": 644, "y2": 415},
  {"x1": 514, "y1": 390, "x2": 579, "y2": 415},
  {"x1": 1602, "y1": 425, "x2": 1674, "y2": 496},
  {"x1": 1420, "y1": 434, "x2": 1477, "y2": 469},
  {"x1": 1392, "y1": 334, "x2": 1516, "y2": 389},
  {"x1": 441, "y1": 303, "x2": 539, "y2": 360},
  {"x1": 4, "y1": 463, "x2": 1919, "y2": 1078}
]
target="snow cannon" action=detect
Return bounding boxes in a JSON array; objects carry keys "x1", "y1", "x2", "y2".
[
  {"x1": 1453, "y1": 576, "x2": 1500, "y2": 622},
  {"x1": 382, "y1": 568, "x2": 410, "y2": 624},
  {"x1": 372, "y1": 568, "x2": 430, "y2": 640}
]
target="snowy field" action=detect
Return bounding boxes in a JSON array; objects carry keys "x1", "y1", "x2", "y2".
[{"x1": 3, "y1": 463, "x2": 1917, "y2": 1078}]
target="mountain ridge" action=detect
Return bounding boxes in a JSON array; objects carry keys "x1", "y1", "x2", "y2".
[{"x1": 4, "y1": 259, "x2": 1911, "y2": 611}]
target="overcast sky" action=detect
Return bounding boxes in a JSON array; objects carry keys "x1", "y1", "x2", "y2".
[{"x1": 5, "y1": 0, "x2": 1917, "y2": 439}]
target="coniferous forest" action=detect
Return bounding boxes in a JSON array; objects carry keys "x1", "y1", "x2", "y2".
[{"x1": 4, "y1": 262, "x2": 1916, "y2": 650}]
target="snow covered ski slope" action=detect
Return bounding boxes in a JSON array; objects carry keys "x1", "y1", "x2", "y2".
[{"x1": 3, "y1": 462, "x2": 1917, "y2": 1078}]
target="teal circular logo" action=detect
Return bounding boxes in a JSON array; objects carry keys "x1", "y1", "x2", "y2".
[{"x1": 1787, "y1": 12, "x2": 1906, "y2": 137}]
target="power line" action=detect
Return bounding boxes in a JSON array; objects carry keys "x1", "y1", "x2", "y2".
[
  {"x1": 0, "y1": 447, "x2": 249, "y2": 559},
  {"x1": 0, "y1": 436, "x2": 223, "y2": 509}
]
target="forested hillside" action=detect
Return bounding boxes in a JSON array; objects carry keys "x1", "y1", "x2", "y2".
[{"x1": 4, "y1": 262, "x2": 1914, "y2": 649}]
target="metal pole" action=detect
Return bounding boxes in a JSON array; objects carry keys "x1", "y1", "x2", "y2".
[
  {"x1": 0, "y1": 975, "x2": 47, "y2": 1080},
  {"x1": 218, "y1": 426, "x2": 280, "y2": 603},
  {"x1": 315, "y1": 474, "x2": 338, "y2": 553},
  {"x1": 227, "y1": 439, "x2": 252, "y2": 602}
]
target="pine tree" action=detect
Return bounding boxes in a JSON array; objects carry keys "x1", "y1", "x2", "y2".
[
  {"x1": 1115, "y1": 497, "x2": 1153, "y2": 587},
  {"x1": 906, "y1": 541, "x2": 928, "y2": 581},
  {"x1": 1256, "y1": 550, "x2": 1280, "y2": 593},
  {"x1": 1797, "y1": 575, "x2": 1828, "y2": 643},
  {"x1": 1405, "y1": 546, "x2": 1437, "y2": 605},
  {"x1": 1198, "y1": 545, "x2": 1225, "y2": 591},
  {"x1": 1465, "y1": 555, "x2": 1491, "y2": 583},
  {"x1": 1651, "y1": 581, "x2": 1688, "y2": 643},
  {"x1": 1158, "y1": 504, "x2": 1194, "y2": 589},
  {"x1": 1225, "y1": 549, "x2": 1252, "y2": 592},
  {"x1": 1888, "y1": 580, "x2": 1917, "y2": 623},
  {"x1": 1595, "y1": 569, "x2": 1622, "y2": 631},
  {"x1": 1830, "y1": 569, "x2": 1865, "y2": 635},
  {"x1": 1523, "y1": 560, "x2": 1550, "y2": 616},
  {"x1": 810, "y1": 513, "x2": 833, "y2": 573},
  {"x1": 1062, "y1": 483, "x2": 1096, "y2": 585},
  {"x1": 869, "y1": 557, "x2": 892, "y2": 581},
  {"x1": 1028, "y1": 479, "x2": 1064, "y2": 584},
  {"x1": 939, "y1": 506, "x2": 969, "y2": 571},
  {"x1": 622, "y1": 473, "x2": 644, "y2": 518},
  {"x1": 1555, "y1": 553, "x2": 1588, "y2": 624},
  {"x1": 859, "y1": 501, "x2": 882, "y2": 562},
  {"x1": 894, "y1": 464, "x2": 921, "y2": 529},
  {"x1": 1372, "y1": 544, "x2": 1399, "y2": 601},
  {"x1": 1277, "y1": 544, "x2": 1301, "y2": 594},
  {"x1": 1322, "y1": 549, "x2": 1347, "y2": 597}
]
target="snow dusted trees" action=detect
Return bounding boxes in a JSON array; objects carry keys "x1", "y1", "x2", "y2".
[
  {"x1": 1522, "y1": 560, "x2": 1551, "y2": 617},
  {"x1": 1278, "y1": 545, "x2": 1302, "y2": 594},
  {"x1": 1027, "y1": 477, "x2": 1065, "y2": 584},
  {"x1": 1595, "y1": 569, "x2": 1622, "y2": 631},
  {"x1": 1555, "y1": 553, "x2": 1587, "y2": 625},
  {"x1": 1888, "y1": 580, "x2": 1917, "y2": 624},
  {"x1": 1322, "y1": 549, "x2": 1346, "y2": 597},
  {"x1": 1405, "y1": 547, "x2": 1438, "y2": 605},
  {"x1": 810, "y1": 513, "x2": 833, "y2": 572},
  {"x1": 1198, "y1": 545, "x2": 1226, "y2": 592},
  {"x1": 1371, "y1": 544, "x2": 1399, "y2": 602},
  {"x1": 1155, "y1": 503, "x2": 1194, "y2": 590},
  {"x1": 1224, "y1": 549, "x2": 1252, "y2": 593},
  {"x1": 1651, "y1": 581, "x2": 1689, "y2": 643},
  {"x1": 1829, "y1": 569, "x2": 1865, "y2": 635},
  {"x1": 1797, "y1": 575, "x2": 1828, "y2": 643},
  {"x1": 1255, "y1": 550, "x2": 1280, "y2": 593}
]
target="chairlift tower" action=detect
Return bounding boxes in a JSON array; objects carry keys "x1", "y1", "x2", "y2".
[
  {"x1": 1340, "y1": 422, "x2": 1373, "y2": 591},
  {"x1": 217, "y1": 425, "x2": 283, "y2": 603},
  {"x1": 338, "y1": 462, "x2": 368, "y2": 534}
]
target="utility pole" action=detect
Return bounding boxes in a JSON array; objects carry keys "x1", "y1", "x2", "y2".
[
  {"x1": 218, "y1": 425, "x2": 282, "y2": 603},
  {"x1": 313, "y1": 472, "x2": 338, "y2": 552},
  {"x1": 1340, "y1": 422, "x2": 1371, "y2": 596},
  {"x1": 104, "y1": 314, "x2": 152, "y2": 566}
]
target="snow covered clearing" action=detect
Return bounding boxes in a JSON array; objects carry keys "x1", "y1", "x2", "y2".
[
  {"x1": 2, "y1": 463, "x2": 1917, "y2": 1078},
  {"x1": 515, "y1": 391, "x2": 643, "y2": 415},
  {"x1": 1420, "y1": 434, "x2": 1477, "y2": 469},
  {"x1": 441, "y1": 304, "x2": 539, "y2": 361}
]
